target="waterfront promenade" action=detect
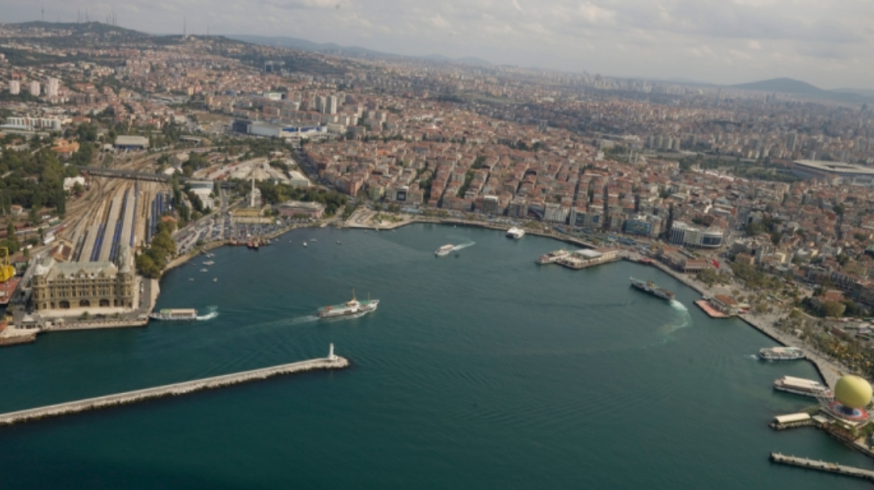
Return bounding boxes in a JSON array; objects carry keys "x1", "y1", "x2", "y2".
[
  {"x1": 0, "y1": 347, "x2": 349, "y2": 427},
  {"x1": 639, "y1": 257, "x2": 848, "y2": 389}
]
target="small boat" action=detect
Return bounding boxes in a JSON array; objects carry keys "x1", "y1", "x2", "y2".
[
  {"x1": 303, "y1": 242, "x2": 308, "y2": 247},
  {"x1": 213, "y1": 278, "x2": 218, "y2": 282},
  {"x1": 337, "y1": 240, "x2": 341, "y2": 244},
  {"x1": 311, "y1": 239, "x2": 317, "y2": 242},
  {"x1": 189, "y1": 278, "x2": 194, "y2": 282},
  {"x1": 436, "y1": 244, "x2": 455, "y2": 257},
  {"x1": 200, "y1": 268, "x2": 208, "y2": 272}
]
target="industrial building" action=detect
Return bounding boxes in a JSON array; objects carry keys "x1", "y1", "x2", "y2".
[{"x1": 114, "y1": 135, "x2": 149, "y2": 150}]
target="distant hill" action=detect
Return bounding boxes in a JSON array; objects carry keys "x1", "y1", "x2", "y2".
[
  {"x1": 229, "y1": 34, "x2": 491, "y2": 66},
  {"x1": 731, "y1": 77, "x2": 872, "y2": 105}
]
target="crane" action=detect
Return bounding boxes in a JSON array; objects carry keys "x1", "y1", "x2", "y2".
[{"x1": 0, "y1": 247, "x2": 15, "y2": 283}]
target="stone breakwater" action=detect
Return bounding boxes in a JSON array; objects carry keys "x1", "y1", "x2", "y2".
[{"x1": 0, "y1": 356, "x2": 349, "y2": 427}]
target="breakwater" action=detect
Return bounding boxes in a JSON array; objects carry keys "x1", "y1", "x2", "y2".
[
  {"x1": 770, "y1": 452, "x2": 874, "y2": 482},
  {"x1": 0, "y1": 346, "x2": 348, "y2": 427}
]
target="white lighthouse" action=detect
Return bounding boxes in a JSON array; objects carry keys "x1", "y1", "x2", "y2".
[{"x1": 328, "y1": 343, "x2": 336, "y2": 360}]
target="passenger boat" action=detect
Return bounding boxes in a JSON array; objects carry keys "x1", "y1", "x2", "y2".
[
  {"x1": 758, "y1": 346, "x2": 805, "y2": 361},
  {"x1": 149, "y1": 308, "x2": 198, "y2": 321},
  {"x1": 630, "y1": 277, "x2": 675, "y2": 301},
  {"x1": 773, "y1": 376, "x2": 831, "y2": 398},
  {"x1": 318, "y1": 292, "x2": 379, "y2": 318},
  {"x1": 435, "y1": 244, "x2": 454, "y2": 257}
]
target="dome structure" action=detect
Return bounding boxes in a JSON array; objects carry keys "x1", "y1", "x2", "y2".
[{"x1": 834, "y1": 375, "x2": 873, "y2": 409}]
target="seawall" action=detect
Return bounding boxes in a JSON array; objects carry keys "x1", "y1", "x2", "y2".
[{"x1": 0, "y1": 355, "x2": 349, "y2": 427}]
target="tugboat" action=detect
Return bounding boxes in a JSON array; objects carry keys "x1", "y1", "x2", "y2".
[
  {"x1": 630, "y1": 277, "x2": 675, "y2": 301},
  {"x1": 318, "y1": 291, "x2": 379, "y2": 318}
]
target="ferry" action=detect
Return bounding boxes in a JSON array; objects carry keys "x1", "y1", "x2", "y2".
[
  {"x1": 506, "y1": 227, "x2": 525, "y2": 239},
  {"x1": 630, "y1": 277, "x2": 675, "y2": 301},
  {"x1": 435, "y1": 244, "x2": 455, "y2": 257},
  {"x1": 537, "y1": 249, "x2": 570, "y2": 265},
  {"x1": 318, "y1": 292, "x2": 379, "y2": 318},
  {"x1": 758, "y1": 346, "x2": 805, "y2": 361},
  {"x1": 149, "y1": 308, "x2": 198, "y2": 321},
  {"x1": 773, "y1": 376, "x2": 831, "y2": 398}
]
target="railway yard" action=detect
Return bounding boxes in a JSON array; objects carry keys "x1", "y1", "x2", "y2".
[{"x1": 61, "y1": 154, "x2": 173, "y2": 263}]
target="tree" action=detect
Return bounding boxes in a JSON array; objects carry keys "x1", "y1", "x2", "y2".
[
  {"x1": 833, "y1": 204, "x2": 845, "y2": 217},
  {"x1": 823, "y1": 300, "x2": 846, "y2": 318}
]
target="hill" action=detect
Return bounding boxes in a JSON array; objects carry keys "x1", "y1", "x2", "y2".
[
  {"x1": 229, "y1": 34, "x2": 491, "y2": 66},
  {"x1": 731, "y1": 77, "x2": 871, "y2": 105}
]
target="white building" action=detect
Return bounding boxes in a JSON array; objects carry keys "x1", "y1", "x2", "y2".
[
  {"x1": 1, "y1": 116, "x2": 62, "y2": 131},
  {"x1": 327, "y1": 96, "x2": 338, "y2": 115},
  {"x1": 8, "y1": 80, "x2": 19, "y2": 95},
  {"x1": 29, "y1": 81, "x2": 41, "y2": 97},
  {"x1": 46, "y1": 78, "x2": 59, "y2": 97}
]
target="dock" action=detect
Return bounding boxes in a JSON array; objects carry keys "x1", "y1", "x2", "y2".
[
  {"x1": 0, "y1": 345, "x2": 348, "y2": 428},
  {"x1": 770, "y1": 452, "x2": 874, "y2": 482},
  {"x1": 694, "y1": 299, "x2": 728, "y2": 318}
]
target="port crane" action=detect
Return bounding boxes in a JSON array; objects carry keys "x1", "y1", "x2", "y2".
[{"x1": 0, "y1": 247, "x2": 14, "y2": 283}]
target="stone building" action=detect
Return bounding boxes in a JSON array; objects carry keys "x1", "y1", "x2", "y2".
[{"x1": 31, "y1": 244, "x2": 135, "y2": 311}]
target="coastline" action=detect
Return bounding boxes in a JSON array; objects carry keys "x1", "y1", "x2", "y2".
[{"x1": 118, "y1": 215, "x2": 856, "y2": 390}]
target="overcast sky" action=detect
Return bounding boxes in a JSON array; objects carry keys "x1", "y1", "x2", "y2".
[{"x1": 5, "y1": 0, "x2": 874, "y2": 90}]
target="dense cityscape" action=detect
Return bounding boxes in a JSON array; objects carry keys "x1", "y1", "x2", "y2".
[{"x1": 4, "y1": 18, "x2": 874, "y2": 488}]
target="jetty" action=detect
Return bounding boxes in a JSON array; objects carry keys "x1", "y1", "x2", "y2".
[
  {"x1": 0, "y1": 344, "x2": 348, "y2": 428},
  {"x1": 770, "y1": 452, "x2": 874, "y2": 482}
]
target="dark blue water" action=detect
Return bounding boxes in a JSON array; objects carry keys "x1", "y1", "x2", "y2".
[{"x1": 0, "y1": 224, "x2": 869, "y2": 488}]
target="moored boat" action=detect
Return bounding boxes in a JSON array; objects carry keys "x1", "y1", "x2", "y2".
[
  {"x1": 537, "y1": 249, "x2": 570, "y2": 264},
  {"x1": 506, "y1": 227, "x2": 525, "y2": 239},
  {"x1": 773, "y1": 376, "x2": 831, "y2": 398},
  {"x1": 758, "y1": 346, "x2": 805, "y2": 361}
]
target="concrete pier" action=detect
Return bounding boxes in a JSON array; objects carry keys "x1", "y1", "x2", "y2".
[
  {"x1": 770, "y1": 452, "x2": 874, "y2": 482},
  {"x1": 0, "y1": 349, "x2": 348, "y2": 427}
]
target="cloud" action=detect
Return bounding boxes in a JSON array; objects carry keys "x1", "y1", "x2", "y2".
[{"x1": 3, "y1": 0, "x2": 874, "y2": 88}]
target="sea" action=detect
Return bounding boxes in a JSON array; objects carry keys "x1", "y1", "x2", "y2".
[{"x1": 0, "y1": 224, "x2": 870, "y2": 489}]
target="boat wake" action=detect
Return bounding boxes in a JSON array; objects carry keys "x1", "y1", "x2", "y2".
[
  {"x1": 656, "y1": 305, "x2": 693, "y2": 335},
  {"x1": 289, "y1": 315, "x2": 319, "y2": 325},
  {"x1": 196, "y1": 306, "x2": 219, "y2": 321},
  {"x1": 452, "y1": 241, "x2": 475, "y2": 252}
]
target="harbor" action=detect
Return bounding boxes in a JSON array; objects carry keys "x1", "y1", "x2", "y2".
[
  {"x1": 0, "y1": 223, "x2": 868, "y2": 489},
  {"x1": 0, "y1": 345, "x2": 347, "y2": 428}
]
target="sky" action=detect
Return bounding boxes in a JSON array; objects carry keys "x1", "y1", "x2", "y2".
[{"x1": 5, "y1": 0, "x2": 874, "y2": 90}]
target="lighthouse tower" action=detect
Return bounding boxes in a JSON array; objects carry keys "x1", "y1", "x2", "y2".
[{"x1": 328, "y1": 343, "x2": 336, "y2": 360}]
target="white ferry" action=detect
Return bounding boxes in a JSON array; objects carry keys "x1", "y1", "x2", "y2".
[
  {"x1": 149, "y1": 308, "x2": 198, "y2": 321},
  {"x1": 318, "y1": 292, "x2": 379, "y2": 318},
  {"x1": 435, "y1": 244, "x2": 455, "y2": 257},
  {"x1": 758, "y1": 347, "x2": 805, "y2": 361},
  {"x1": 506, "y1": 227, "x2": 525, "y2": 239},
  {"x1": 773, "y1": 376, "x2": 831, "y2": 398},
  {"x1": 537, "y1": 249, "x2": 570, "y2": 265}
]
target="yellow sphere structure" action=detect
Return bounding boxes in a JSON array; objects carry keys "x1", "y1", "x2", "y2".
[{"x1": 834, "y1": 375, "x2": 873, "y2": 409}]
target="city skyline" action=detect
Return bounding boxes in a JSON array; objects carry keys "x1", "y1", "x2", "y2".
[{"x1": 3, "y1": 0, "x2": 874, "y2": 90}]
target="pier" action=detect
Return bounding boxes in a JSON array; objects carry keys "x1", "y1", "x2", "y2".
[
  {"x1": 0, "y1": 345, "x2": 348, "y2": 427},
  {"x1": 770, "y1": 452, "x2": 874, "y2": 482}
]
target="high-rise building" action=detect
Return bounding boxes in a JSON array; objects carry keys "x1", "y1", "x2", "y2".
[
  {"x1": 29, "y1": 81, "x2": 41, "y2": 97},
  {"x1": 46, "y1": 78, "x2": 59, "y2": 97},
  {"x1": 327, "y1": 96, "x2": 338, "y2": 115},
  {"x1": 318, "y1": 96, "x2": 328, "y2": 114},
  {"x1": 8, "y1": 80, "x2": 19, "y2": 95}
]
